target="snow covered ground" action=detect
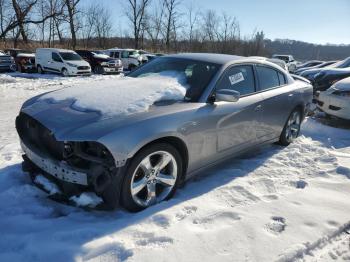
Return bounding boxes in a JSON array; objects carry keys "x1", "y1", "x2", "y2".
[{"x1": 0, "y1": 72, "x2": 350, "y2": 262}]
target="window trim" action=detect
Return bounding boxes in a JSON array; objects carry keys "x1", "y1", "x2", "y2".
[
  {"x1": 211, "y1": 63, "x2": 258, "y2": 101},
  {"x1": 254, "y1": 64, "x2": 288, "y2": 93}
]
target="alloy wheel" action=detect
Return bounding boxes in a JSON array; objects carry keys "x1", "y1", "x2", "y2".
[
  {"x1": 130, "y1": 151, "x2": 177, "y2": 207},
  {"x1": 285, "y1": 111, "x2": 301, "y2": 143}
]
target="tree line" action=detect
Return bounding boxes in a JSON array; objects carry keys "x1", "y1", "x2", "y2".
[{"x1": 0, "y1": 0, "x2": 348, "y2": 60}]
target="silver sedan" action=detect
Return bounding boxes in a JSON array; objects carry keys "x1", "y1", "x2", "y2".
[{"x1": 16, "y1": 53, "x2": 313, "y2": 211}]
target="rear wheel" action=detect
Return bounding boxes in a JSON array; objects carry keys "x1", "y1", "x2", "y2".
[
  {"x1": 121, "y1": 143, "x2": 182, "y2": 212},
  {"x1": 278, "y1": 109, "x2": 302, "y2": 146},
  {"x1": 37, "y1": 65, "x2": 44, "y2": 74},
  {"x1": 94, "y1": 65, "x2": 104, "y2": 74},
  {"x1": 128, "y1": 64, "x2": 137, "y2": 71}
]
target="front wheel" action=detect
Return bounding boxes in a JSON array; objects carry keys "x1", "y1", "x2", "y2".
[
  {"x1": 278, "y1": 109, "x2": 302, "y2": 146},
  {"x1": 121, "y1": 143, "x2": 182, "y2": 212},
  {"x1": 37, "y1": 65, "x2": 44, "y2": 74},
  {"x1": 61, "y1": 68, "x2": 69, "y2": 77}
]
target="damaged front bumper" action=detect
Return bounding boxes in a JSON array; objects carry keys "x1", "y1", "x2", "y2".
[{"x1": 21, "y1": 140, "x2": 88, "y2": 186}]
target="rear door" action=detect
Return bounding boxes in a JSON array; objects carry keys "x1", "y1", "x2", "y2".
[{"x1": 255, "y1": 65, "x2": 294, "y2": 141}]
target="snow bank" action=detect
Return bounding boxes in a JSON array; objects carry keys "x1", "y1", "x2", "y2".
[{"x1": 41, "y1": 72, "x2": 188, "y2": 117}]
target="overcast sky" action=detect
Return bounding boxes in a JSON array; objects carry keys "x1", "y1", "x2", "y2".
[{"x1": 83, "y1": 0, "x2": 350, "y2": 45}]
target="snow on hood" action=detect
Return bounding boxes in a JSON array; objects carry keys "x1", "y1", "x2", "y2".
[
  {"x1": 40, "y1": 71, "x2": 188, "y2": 117},
  {"x1": 92, "y1": 53, "x2": 111, "y2": 59},
  {"x1": 17, "y1": 53, "x2": 35, "y2": 58},
  {"x1": 333, "y1": 76, "x2": 350, "y2": 91}
]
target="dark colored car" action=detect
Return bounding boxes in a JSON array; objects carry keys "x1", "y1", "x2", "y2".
[
  {"x1": 4, "y1": 48, "x2": 36, "y2": 73},
  {"x1": 0, "y1": 50, "x2": 15, "y2": 72},
  {"x1": 15, "y1": 53, "x2": 36, "y2": 73},
  {"x1": 313, "y1": 68, "x2": 350, "y2": 92},
  {"x1": 301, "y1": 57, "x2": 350, "y2": 82},
  {"x1": 75, "y1": 50, "x2": 123, "y2": 74},
  {"x1": 295, "y1": 61, "x2": 337, "y2": 75}
]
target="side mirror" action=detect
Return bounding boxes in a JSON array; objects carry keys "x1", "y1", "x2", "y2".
[{"x1": 215, "y1": 89, "x2": 240, "y2": 102}]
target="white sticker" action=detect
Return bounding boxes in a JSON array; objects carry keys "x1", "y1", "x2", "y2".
[{"x1": 229, "y1": 72, "x2": 244, "y2": 85}]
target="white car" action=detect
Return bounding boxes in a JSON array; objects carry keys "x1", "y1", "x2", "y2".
[
  {"x1": 272, "y1": 54, "x2": 298, "y2": 72},
  {"x1": 249, "y1": 56, "x2": 288, "y2": 71},
  {"x1": 35, "y1": 48, "x2": 91, "y2": 76},
  {"x1": 316, "y1": 77, "x2": 350, "y2": 120},
  {"x1": 103, "y1": 48, "x2": 142, "y2": 70}
]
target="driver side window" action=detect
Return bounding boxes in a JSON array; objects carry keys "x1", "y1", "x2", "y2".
[
  {"x1": 216, "y1": 65, "x2": 256, "y2": 96},
  {"x1": 52, "y1": 53, "x2": 62, "y2": 62}
]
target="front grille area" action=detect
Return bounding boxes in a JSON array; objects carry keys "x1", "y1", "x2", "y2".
[
  {"x1": 77, "y1": 66, "x2": 89, "y2": 70},
  {"x1": 16, "y1": 112, "x2": 64, "y2": 161}
]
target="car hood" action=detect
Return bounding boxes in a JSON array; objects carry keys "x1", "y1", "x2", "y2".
[
  {"x1": 333, "y1": 76, "x2": 350, "y2": 91},
  {"x1": 20, "y1": 93, "x2": 196, "y2": 141},
  {"x1": 63, "y1": 60, "x2": 89, "y2": 66}
]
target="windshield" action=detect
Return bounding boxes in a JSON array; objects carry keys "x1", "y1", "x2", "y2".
[
  {"x1": 274, "y1": 56, "x2": 289, "y2": 63},
  {"x1": 59, "y1": 52, "x2": 82, "y2": 61},
  {"x1": 128, "y1": 57, "x2": 220, "y2": 102}
]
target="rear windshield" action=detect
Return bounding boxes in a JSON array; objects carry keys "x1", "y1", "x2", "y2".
[
  {"x1": 128, "y1": 57, "x2": 220, "y2": 102},
  {"x1": 59, "y1": 52, "x2": 82, "y2": 61}
]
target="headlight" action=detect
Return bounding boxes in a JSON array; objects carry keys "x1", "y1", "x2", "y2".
[
  {"x1": 332, "y1": 90, "x2": 350, "y2": 97},
  {"x1": 67, "y1": 62, "x2": 78, "y2": 67},
  {"x1": 100, "y1": 62, "x2": 108, "y2": 66}
]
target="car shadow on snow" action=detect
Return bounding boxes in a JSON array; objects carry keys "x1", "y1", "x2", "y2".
[{"x1": 0, "y1": 143, "x2": 283, "y2": 261}]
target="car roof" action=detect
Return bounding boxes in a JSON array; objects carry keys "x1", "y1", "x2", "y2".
[
  {"x1": 37, "y1": 48, "x2": 75, "y2": 52},
  {"x1": 166, "y1": 53, "x2": 244, "y2": 64}
]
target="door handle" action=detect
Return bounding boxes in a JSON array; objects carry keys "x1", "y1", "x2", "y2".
[
  {"x1": 288, "y1": 94, "x2": 294, "y2": 97},
  {"x1": 255, "y1": 105, "x2": 262, "y2": 111}
]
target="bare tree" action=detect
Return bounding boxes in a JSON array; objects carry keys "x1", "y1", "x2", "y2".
[
  {"x1": 64, "y1": 0, "x2": 80, "y2": 49},
  {"x1": 144, "y1": 0, "x2": 164, "y2": 51},
  {"x1": 124, "y1": 0, "x2": 151, "y2": 49},
  {"x1": 163, "y1": 0, "x2": 180, "y2": 51},
  {"x1": 0, "y1": 0, "x2": 63, "y2": 40}
]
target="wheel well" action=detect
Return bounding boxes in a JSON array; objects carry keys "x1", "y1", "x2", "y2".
[
  {"x1": 138, "y1": 137, "x2": 189, "y2": 181},
  {"x1": 294, "y1": 104, "x2": 305, "y2": 120}
]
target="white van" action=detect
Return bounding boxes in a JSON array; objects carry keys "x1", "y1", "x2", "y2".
[{"x1": 35, "y1": 48, "x2": 91, "y2": 76}]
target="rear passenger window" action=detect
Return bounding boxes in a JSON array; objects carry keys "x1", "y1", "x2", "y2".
[
  {"x1": 216, "y1": 65, "x2": 255, "y2": 96},
  {"x1": 278, "y1": 72, "x2": 286, "y2": 85},
  {"x1": 256, "y1": 66, "x2": 280, "y2": 90}
]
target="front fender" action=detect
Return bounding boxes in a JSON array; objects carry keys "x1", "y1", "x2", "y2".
[{"x1": 97, "y1": 118, "x2": 188, "y2": 167}]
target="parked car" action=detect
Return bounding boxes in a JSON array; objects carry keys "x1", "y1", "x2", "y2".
[
  {"x1": 0, "y1": 50, "x2": 15, "y2": 72},
  {"x1": 313, "y1": 67, "x2": 350, "y2": 92},
  {"x1": 104, "y1": 48, "x2": 142, "y2": 70},
  {"x1": 301, "y1": 57, "x2": 350, "y2": 82},
  {"x1": 295, "y1": 60, "x2": 323, "y2": 71},
  {"x1": 315, "y1": 77, "x2": 350, "y2": 120},
  {"x1": 250, "y1": 56, "x2": 288, "y2": 71},
  {"x1": 76, "y1": 50, "x2": 123, "y2": 74},
  {"x1": 294, "y1": 61, "x2": 337, "y2": 75},
  {"x1": 272, "y1": 54, "x2": 298, "y2": 72},
  {"x1": 16, "y1": 53, "x2": 313, "y2": 211},
  {"x1": 4, "y1": 48, "x2": 30, "y2": 58},
  {"x1": 15, "y1": 52, "x2": 36, "y2": 73},
  {"x1": 36, "y1": 48, "x2": 91, "y2": 76}
]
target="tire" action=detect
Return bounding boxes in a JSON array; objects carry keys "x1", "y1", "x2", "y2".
[
  {"x1": 128, "y1": 64, "x2": 136, "y2": 71},
  {"x1": 37, "y1": 65, "x2": 44, "y2": 74},
  {"x1": 121, "y1": 143, "x2": 182, "y2": 212},
  {"x1": 94, "y1": 65, "x2": 104, "y2": 74},
  {"x1": 61, "y1": 68, "x2": 68, "y2": 77},
  {"x1": 278, "y1": 109, "x2": 302, "y2": 146}
]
